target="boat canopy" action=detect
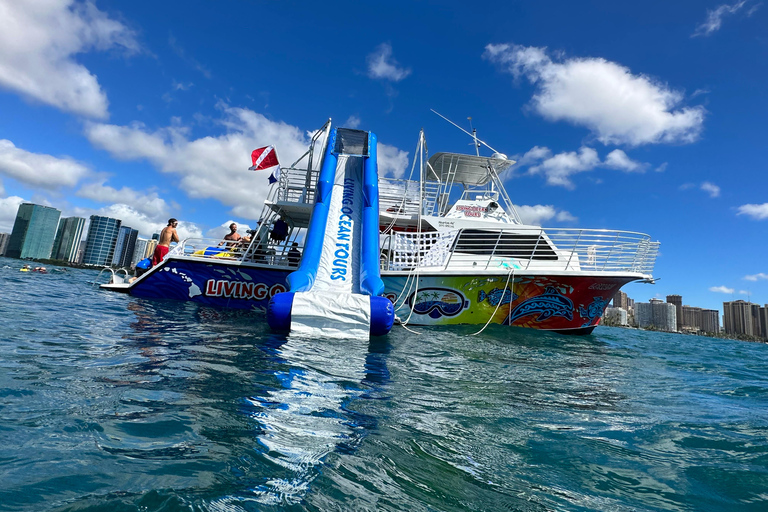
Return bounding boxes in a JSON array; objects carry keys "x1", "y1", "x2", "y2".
[{"x1": 426, "y1": 152, "x2": 515, "y2": 186}]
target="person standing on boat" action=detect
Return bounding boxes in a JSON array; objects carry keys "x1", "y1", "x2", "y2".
[{"x1": 152, "y1": 218, "x2": 179, "y2": 266}]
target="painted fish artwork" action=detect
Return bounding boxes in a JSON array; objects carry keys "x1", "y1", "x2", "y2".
[
  {"x1": 477, "y1": 288, "x2": 518, "y2": 307},
  {"x1": 505, "y1": 287, "x2": 574, "y2": 324},
  {"x1": 408, "y1": 288, "x2": 469, "y2": 319},
  {"x1": 578, "y1": 296, "x2": 609, "y2": 327}
]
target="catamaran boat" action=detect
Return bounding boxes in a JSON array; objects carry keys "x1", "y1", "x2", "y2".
[{"x1": 101, "y1": 119, "x2": 659, "y2": 338}]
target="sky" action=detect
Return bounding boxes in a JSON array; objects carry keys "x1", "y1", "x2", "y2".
[{"x1": 0, "y1": 0, "x2": 766, "y2": 315}]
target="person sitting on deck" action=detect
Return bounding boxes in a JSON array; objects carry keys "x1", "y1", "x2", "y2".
[
  {"x1": 287, "y1": 242, "x2": 301, "y2": 266},
  {"x1": 220, "y1": 223, "x2": 250, "y2": 249}
]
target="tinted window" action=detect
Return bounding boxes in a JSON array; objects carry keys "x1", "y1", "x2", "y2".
[{"x1": 454, "y1": 230, "x2": 558, "y2": 260}]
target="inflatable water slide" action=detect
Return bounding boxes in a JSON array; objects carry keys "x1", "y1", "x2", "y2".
[{"x1": 267, "y1": 128, "x2": 394, "y2": 338}]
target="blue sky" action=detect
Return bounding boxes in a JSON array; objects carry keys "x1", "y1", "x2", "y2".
[{"x1": 0, "y1": 0, "x2": 766, "y2": 315}]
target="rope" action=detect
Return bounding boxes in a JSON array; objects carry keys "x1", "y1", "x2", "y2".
[{"x1": 470, "y1": 267, "x2": 515, "y2": 336}]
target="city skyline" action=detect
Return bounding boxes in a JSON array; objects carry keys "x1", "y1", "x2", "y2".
[{"x1": 0, "y1": 1, "x2": 766, "y2": 314}]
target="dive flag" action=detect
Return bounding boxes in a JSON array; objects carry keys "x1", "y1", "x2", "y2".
[{"x1": 249, "y1": 145, "x2": 281, "y2": 182}]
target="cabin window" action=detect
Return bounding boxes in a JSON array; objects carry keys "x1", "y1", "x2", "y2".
[{"x1": 453, "y1": 230, "x2": 558, "y2": 260}]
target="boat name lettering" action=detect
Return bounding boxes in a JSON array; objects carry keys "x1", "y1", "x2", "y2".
[
  {"x1": 588, "y1": 283, "x2": 616, "y2": 290},
  {"x1": 456, "y1": 205, "x2": 487, "y2": 217},
  {"x1": 204, "y1": 280, "x2": 285, "y2": 300}
]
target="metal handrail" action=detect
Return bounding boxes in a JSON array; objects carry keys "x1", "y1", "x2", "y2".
[{"x1": 385, "y1": 227, "x2": 659, "y2": 275}]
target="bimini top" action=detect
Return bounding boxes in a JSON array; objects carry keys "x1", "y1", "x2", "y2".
[{"x1": 426, "y1": 152, "x2": 515, "y2": 186}]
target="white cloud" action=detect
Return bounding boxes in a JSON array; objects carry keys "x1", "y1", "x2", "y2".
[
  {"x1": 528, "y1": 147, "x2": 600, "y2": 189},
  {"x1": 604, "y1": 149, "x2": 646, "y2": 172},
  {"x1": 484, "y1": 44, "x2": 705, "y2": 146},
  {"x1": 0, "y1": 0, "x2": 139, "y2": 118},
  {"x1": 709, "y1": 285, "x2": 735, "y2": 294},
  {"x1": 345, "y1": 115, "x2": 361, "y2": 129},
  {"x1": 655, "y1": 162, "x2": 668, "y2": 173},
  {"x1": 70, "y1": 203, "x2": 204, "y2": 240},
  {"x1": 736, "y1": 203, "x2": 768, "y2": 220},
  {"x1": 76, "y1": 182, "x2": 170, "y2": 218},
  {"x1": 85, "y1": 106, "x2": 410, "y2": 217},
  {"x1": 516, "y1": 146, "x2": 552, "y2": 167},
  {"x1": 377, "y1": 142, "x2": 410, "y2": 178},
  {"x1": 0, "y1": 195, "x2": 26, "y2": 232},
  {"x1": 517, "y1": 145, "x2": 647, "y2": 188},
  {"x1": 738, "y1": 290, "x2": 750, "y2": 295},
  {"x1": 0, "y1": 140, "x2": 91, "y2": 188},
  {"x1": 693, "y1": 1, "x2": 751, "y2": 37},
  {"x1": 366, "y1": 43, "x2": 411, "y2": 82},
  {"x1": 700, "y1": 181, "x2": 721, "y2": 198},
  {"x1": 744, "y1": 273, "x2": 768, "y2": 281},
  {"x1": 516, "y1": 204, "x2": 577, "y2": 225}
]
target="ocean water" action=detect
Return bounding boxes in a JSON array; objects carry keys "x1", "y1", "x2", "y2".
[{"x1": 1, "y1": 257, "x2": 768, "y2": 511}]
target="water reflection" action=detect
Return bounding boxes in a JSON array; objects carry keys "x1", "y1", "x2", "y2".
[{"x1": 242, "y1": 335, "x2": 388, "y2": 506}]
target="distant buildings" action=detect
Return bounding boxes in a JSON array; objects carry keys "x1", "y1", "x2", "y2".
[
  {"x1": 606, "y1": 291, "x2": 723, "y2": 337},
  {"x1": 636, "y1": 298, "x2": 677, "y2": 332},
  {"x1": 82, "y1": 215, "x2": 122, "y2": 266},
  {"x1": 603, "y1": 307, "x2": 628, "y2": 326},
  {"x1": 51, "y1": 217, "x2": 86, "y2": 263},
  {"x1": 3, "y1": 202, "x2": 155, "y2": 269},
  {"x1": 0, "y1": 232, "x2": 10, "y2": 256},
  {"x1": 6, "y1": 203, "x2": 61, "y2": 259},
  {"x1": 111, "y1": 226, "x2": 139, "y2": 267},
  {"x1": 131, "y1": 238, "x2": 156, "y2": 267},
  {"x1": 666, "y1": 294, "x2": 683, "y2": 332},
  {"x1": 723, "y1": 300, "x2": 768, "y2": 340},
  {"x1": 676, "y1": 304, "x2": 721, "y2": 335}
]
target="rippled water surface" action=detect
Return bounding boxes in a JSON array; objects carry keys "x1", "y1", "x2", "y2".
[{"x1": 1, "y1": 257, "x2": 768, "y2": 511}]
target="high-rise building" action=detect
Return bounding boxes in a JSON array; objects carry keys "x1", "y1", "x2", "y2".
[
  {"x1": 700, "y1": 309, "x2": 721, "y2": 334},
  {"x1": 635, "y1": 298, "x2": 677, "y2": 332},
  {"x1": 612, "y1": 290, "x2": 629, "y2": 309},
  {"x1": 111, "y1": 226, "x2": 139, "y2": 267},
  {"x1": 603, "y1": 307, "x2": 628, "y2": 326},
  {"x1": 131, "y1": 238, "x2": 151, "y2": 267},
  {"x1": 723, "y1": 300, "x2": 759, "y2": 337},
  {"x1": 682, "y1": 306, "x2": 702, "y2": 330},
  {"x1": 51, "y1": 217, "x2": 86, "y2": 262},
  {"x1": 758, "y1": 306, "x2": 768, "y2": 340},
  {"x1": 666, "y1": 295, "x2": 683, "y2": 332},
  {"x1": 6, "y1": 203, "x2": 61, "y2": 259},
  {"x1": 0, "y1": 232, "x2": 10, "y2": 256},
  {"x1": 82, "y1": 215, "x2": 121, "y2": 266}
]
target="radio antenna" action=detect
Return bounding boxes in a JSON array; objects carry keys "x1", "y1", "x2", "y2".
[{"x1": 430, "y1": 109, "x2": 501, "y2": 155}]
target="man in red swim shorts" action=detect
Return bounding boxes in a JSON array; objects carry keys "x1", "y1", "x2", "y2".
[{"x1": 152, "y1": 218, "x2": 179, "y2": 266}]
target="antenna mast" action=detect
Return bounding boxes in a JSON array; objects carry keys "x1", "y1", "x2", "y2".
[{"x1": 430, "y1": 109, "x2": 501, "y2": 155}]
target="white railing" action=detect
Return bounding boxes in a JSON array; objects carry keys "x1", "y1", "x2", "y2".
[
  {"x1": 379, "y1": 177, "x2": 441, "y2": 216},
  {"x1": 169, "y1": 238, "x2": 302, "y2": 268},
  {"x1": 277, "y1": 166, "x2": 320, "y2": 204},
  {"x1": 381, "y1": 228, "x2": 659, "y2": 275}
]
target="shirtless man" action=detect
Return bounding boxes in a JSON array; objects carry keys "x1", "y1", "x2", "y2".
[
  {"x1": 221, "y1": 223, "x2": 250, "y2": 248},
  {"x1": 152, "y1": 218, "x2": 179, "y2": 266}
]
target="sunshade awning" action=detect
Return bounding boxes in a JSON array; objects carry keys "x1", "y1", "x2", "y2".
[{"x1": 426, "y1": 152, "x2": 514, "y2": 186}]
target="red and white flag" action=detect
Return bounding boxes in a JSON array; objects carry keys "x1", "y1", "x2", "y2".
[{"x1": 248, "y1": 145, "x2": 281, "y2": 183}]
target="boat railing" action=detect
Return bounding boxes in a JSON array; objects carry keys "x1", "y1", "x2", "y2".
[
  {"x1": 379, "y1": 177, "x2": 441, "y2": 216},
  {"x1": 170, "y1": 238, "x2": 303, "y2": 268},
  {"x1": 381, "y1": 228, "x2": 659, "y2": 275},
  {"x1": 276, "y1": 166, "x2": 320, "y2": 204}
]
